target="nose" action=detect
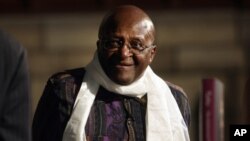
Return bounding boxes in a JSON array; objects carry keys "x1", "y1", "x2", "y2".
[{"x1": 119, "y1": 44, "x2": 132, "y2": 58}]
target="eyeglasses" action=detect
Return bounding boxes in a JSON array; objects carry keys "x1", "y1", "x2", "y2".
[{"x1": 100, "y1": 38, "x2": 156, "y2": 55}]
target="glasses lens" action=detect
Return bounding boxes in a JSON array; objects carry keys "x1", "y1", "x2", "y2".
[
  {"x1": 101, "y1": 39, "x2": 154, "y2": 55},
  {"x1": 130, "y1": 40, "x2": 144, "y2": 50},
  {"x1": 103, "y1": 39, "x2": 121, "y2": 51}
]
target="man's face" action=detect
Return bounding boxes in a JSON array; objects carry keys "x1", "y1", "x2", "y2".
[{"x1": 97, "y1": 19, "x2": 156, "y2": 85}]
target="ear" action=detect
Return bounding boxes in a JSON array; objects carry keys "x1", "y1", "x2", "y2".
[{"x1": 149, "y1": 46, "x2": 157, "y2": 63}]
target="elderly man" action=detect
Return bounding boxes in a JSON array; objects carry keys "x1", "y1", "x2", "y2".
[{"x1": 32, "y1": 5, "x2": 190, "y2": 141}]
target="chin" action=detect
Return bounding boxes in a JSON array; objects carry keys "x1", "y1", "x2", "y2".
[{"x1": 112, "y1": 76, "x2": 134, "y2": 85}]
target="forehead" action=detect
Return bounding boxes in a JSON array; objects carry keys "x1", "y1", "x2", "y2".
[{"x1": 102, "y1": 18, "x2": 153, "y2": 41}]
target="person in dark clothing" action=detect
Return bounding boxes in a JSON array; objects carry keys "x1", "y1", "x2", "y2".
[
  {"x1": 0, "y1": 30, "x2": 31, "y2": 141},
  {"x1": 33, "y1": 5, "x2": 191, "y2": 141}
]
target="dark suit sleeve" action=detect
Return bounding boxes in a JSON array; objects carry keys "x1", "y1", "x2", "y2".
[
  {"x1": 172, "y1": 89, "x2": 191, "y2": 128},
  {"x1": 0, "y1": 31, "x2": 31, "y2": 141},
  {"x1": 32, "y1": 77, "x2": 64, "y2": 141},
  {"x1": 32, "y1": 72, "x2": 79, "y2": 141},
  {"x1": 168, "y1": 84, "x2": 191, "y2": 129}
]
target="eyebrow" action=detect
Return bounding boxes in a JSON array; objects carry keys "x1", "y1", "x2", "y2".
[{"x1": 103, "y1": 33, "x2": 146, "y2": 42}]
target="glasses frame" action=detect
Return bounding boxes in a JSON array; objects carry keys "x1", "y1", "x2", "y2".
[{"x1": 99, "y1": 38, "x2": 156, "y2": 55}]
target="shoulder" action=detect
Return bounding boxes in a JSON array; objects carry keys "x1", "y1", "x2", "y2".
[
  {"x1": 165, "y1": 81, "x2": 191, "y2": 128},
  {"x1": 0, "y1": 30, "x2": 24, "y2": 60},
  {"x1": 0, "y1": 30, "x2": 26, "y2": 82},
  {"x1": 47, "y1": 68, "x2": 86, "y2": 94},
  {"x1": 44, "y1": 67, "x2": 86, "y2": 108},
  {"x1": 165, "y1": 81, "x2": 188, "y2": 100},
  {"x1": 49, "y1": 67, "x2": 85, "y2": 84}
]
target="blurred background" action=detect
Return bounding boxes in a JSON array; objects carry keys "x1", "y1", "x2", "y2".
[{"x1": 0, "y1": 0, "x2": 249, "y2": 140}]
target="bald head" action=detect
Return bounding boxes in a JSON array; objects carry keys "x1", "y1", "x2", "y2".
[
  {"x1": 96, "y1": 5, "x2": 157, "y2": 85},
  {"x1": 98, "y1": 5, "x2": 155, "y2": 43}
]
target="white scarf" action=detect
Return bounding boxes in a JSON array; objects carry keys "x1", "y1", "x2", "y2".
[{"x1": 63, "y1": 52, "x2": 190, "y2": 141}]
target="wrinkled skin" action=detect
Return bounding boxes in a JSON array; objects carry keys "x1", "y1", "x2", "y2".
[{"x1": 97, "y1": 5, "x2": 157, "y2": 85}]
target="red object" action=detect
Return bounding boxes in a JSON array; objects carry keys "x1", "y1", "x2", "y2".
[{"x1": 200, "y1": 78, "x2": 224, "y2": 141}]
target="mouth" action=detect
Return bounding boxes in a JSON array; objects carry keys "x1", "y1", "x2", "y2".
[{"x1": 114, "y1": 63, "x2": 134, "y2": 70}]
